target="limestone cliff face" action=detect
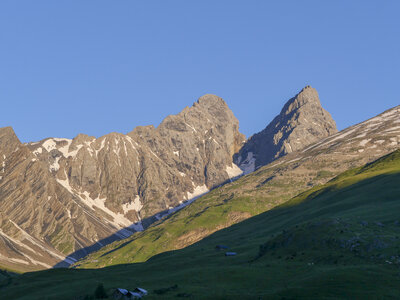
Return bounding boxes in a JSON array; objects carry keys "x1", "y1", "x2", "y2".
[
  {"x1": 234, "y1": 86, "x2": 337, "y2": 173},
  {"x1": 75, "y1": 105, "x2": 400, "y2": 269},
  {"x1": 0, "y1": 94, "x2": 244, "y2": 271}
]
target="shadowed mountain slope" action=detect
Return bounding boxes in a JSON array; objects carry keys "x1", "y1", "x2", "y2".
[
  {"x1": 75, "y1": 105, "x2": 400, "y2": 269},
  {"x1": 3, "y1": 148, "x2": 400, "y2": 299}
]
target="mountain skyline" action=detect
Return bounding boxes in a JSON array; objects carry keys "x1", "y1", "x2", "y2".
[
  {"x1": 1, "y1": 94, "x2": 399, "y2": 298},
  {"x1": 1, "y1": 1, "x2": 399, "y2": 143},
  {"x1": 4, "y1": 86, "x2": 396, "y2": 144},
  {"x1": 2, "y1": 85, "x2": 399, "y2": 144},
  {"x1": 1, "y1": 83, "x2": 398, "y2": 273},
  {"x1": 2, "y1": 2, "x2": 399, "y2": 299}
]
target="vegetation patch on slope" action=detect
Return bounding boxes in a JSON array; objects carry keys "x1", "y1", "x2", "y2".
[
  {"x1": 75, "y1": 153, "x2": 344, "y2": 268},
  {"x1": 2, "y1": 150, "x2": 400, "y2": 299}
]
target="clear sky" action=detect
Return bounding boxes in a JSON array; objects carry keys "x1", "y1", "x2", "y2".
[{"x1": 1, "y1": 1, "x2": 399, "y2": 142}]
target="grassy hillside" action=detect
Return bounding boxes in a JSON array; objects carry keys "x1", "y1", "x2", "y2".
[
  {"x1": 76, "y1": 116, "x2": 400, "y2": 269},
  {"x1": 2, "y1": 150, "x2": 400, "y2": 299},
  {"x1": 75, "y1": 151, "x2": 344, "y2": 268}
]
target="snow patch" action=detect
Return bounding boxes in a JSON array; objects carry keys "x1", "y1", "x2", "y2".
[
  {"x1": 42, "y1": 139, "x2": 57, "y2": 152},
  {"x1": 322, "y1": 128, "x2": 358, "y2": 145},
  {"x1": 123, "y1": 141, "x2": 128, "y2": 156},
  {"x1": 359, "y1": 139, "x2": 371, "y2": 147},
  {"x1": 27, "y1": 257, "x2": 52, "y2": 269},
  {"x1": 57, "y1": 139, "x2": 73, "y2": 157},
  {"x1": 148, "y1": 149, "x2": 163, "y2": 161},
  {"x1": 122, "y1": 195, "x2": 143, "y2": 214},
  {"x1": 33, "y1": 147, "x2": 43, "y2": 155},
  {"x1": 57, "y1": 139, "x2": 82, "y2": 158},
  {"x1": 125, "y1": 136, "x2": 139, "y2": 155},
  {"x1": 380, "y1": 109, "x2": 398, "y2": 118},
  {"x1": 67, "y1": 145, "x2": 83, "y2": 158},
  {"x1": 185, "y1": 122, "x2": 197, "y2": 132},
  {"x1": 365, "y1": 122, "x2": 381, "y2": 129},
  {"x1": 57, "y1": 175, "x2": 142, "y2": 235},
  {"x1": 353, "y1": 132, "x2": 367, "y2": 139},
  {"x1": 239, "y1": 152, "x2": 256, "y2": 175},
  {"x1": 49, "y1": 156, "x2": 61, "y2": 172},
  {"x1": 164, "y1": 189, "x2": 210, "y2": 217},
  {"x1": 6, "y1": 220, "x2": 73, "y2": 263},
  {"x1": 383, "y1": 125, "x2": 400, "y2": 132},
  {"x1": 81, "y1": 191, "x2": 132, "y2": 228},
  {"x1": 95, "y1": 138, "x2": 107, "y2": 156},
  {"x1": 187, "y1": 185, "x2": 209, "y2": 200},
  {"x1": 84, "y1": 140, "x2": 95, "y2": 156},
  {"x1": 10, "y1": 258, "x2": 30, "y2": 265},
  {"x1": 226, "y1": 163, "x2": 243, "y2": 178},
  {"x1": 0, "y1": 228, "x2": 36, "y2": 254},
  {"x1": 301, "y1": 138, "x2": 327, "y2": 153}
]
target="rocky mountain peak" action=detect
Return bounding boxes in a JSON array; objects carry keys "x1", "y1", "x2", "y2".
[
  {"x1": 196, "y1": 94, "x2": 225, "y2": 106},
  {"x1": 0, "y1": 126, "x2": 21, "y2": 155},
  {"x1": 282, "y1": 85, "x2": 320, "y2": 115},
  {"x1": 0, "y1": 94, "x2": 246, "y2": 271},
  {"x1": 234, "y1": 86, "x2": 337, "y2": 173},
  {"x1": 0, "y1": 126, "x2": 19, "y2": 143}
]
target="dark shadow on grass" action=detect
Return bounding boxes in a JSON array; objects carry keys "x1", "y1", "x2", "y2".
[
  {"x1": 52, "y1": 173, "x2": 245, "y2": 268},
  {"x1": 52, "y1": 213, "x2": 156, "y2": 268},
  {"x1": 52, "y1": 181, "x2": 233, "y2": 268}
]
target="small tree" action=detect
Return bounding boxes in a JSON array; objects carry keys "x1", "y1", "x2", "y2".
[{"x1": 94, "y1": 283, "x2": 107, "y2": 299}]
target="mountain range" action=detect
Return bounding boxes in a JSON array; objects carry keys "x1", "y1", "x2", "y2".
[
  {"x1": 0, "y1": 94, "x2": 247, "y2": 271},
  {"x1": 1, "y1": 85, "x2": 400, "y2": 299},
  {"x1": 1, "y1": 104, "x2": 400, "y2": 299},
  {"x1": 76, "y1": 97, "x2": 400, "y2": 268}
]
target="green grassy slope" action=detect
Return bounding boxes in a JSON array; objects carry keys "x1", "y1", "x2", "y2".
[
  {"x1": 2, "y1": 150, "x2": 400, "y2": 299},
  {"x1": 76, "y1": 152, "x2": 342, "y2": 268}
]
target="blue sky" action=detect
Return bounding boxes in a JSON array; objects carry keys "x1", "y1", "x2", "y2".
[{"x1": 1, "y1": 1, "x2": 399, "y2": 142}]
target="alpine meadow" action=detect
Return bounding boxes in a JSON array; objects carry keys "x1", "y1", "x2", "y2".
[{"x1": 1, "y1": 1, "x2": 400, "y2": 299}]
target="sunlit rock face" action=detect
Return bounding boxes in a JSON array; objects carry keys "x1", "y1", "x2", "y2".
[
  {"x1": 235, "y1": 86, "x2": 337, "y2": 173},
  {"x1": 0, "y1": 94, "x2": 244, "y2": 271}
]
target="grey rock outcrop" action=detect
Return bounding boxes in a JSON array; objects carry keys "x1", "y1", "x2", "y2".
[
  {"x1": 234, "y1": 86, "x2": 337, "y2": 173},
  {"x1": 0, "y1": 94, "x2": 245, "y2": 271},
  {"x1": 75, "y1": 104, "x2": 400, "y2": 268}
]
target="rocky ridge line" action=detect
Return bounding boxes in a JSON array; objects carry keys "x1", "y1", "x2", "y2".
[
  {"x1": 235, "y1": 86, "x2": 337, "y2": 173},
  {"x1": 0, "y1": 94, "x2": 244, "y2": 271}
]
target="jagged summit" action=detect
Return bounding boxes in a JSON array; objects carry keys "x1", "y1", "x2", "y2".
[
  {"x1": 0, "y1": 94, "x2": 244, "y2": 271},
  {"x1": 0, "y1": 126, "x2": 18, "y2": 141},
  {"x1": 234, "y1": 86, "x2": 337, "y2": 173},
  {"x1": 277, "y1": 86, "x2": 323, "y2": 120},
  {"x1": 0, "y1": 126, "x2": 21, "y2": 154},
  {"x1": 196, "y1": 94, "x2": 225, "y2": 106}
]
